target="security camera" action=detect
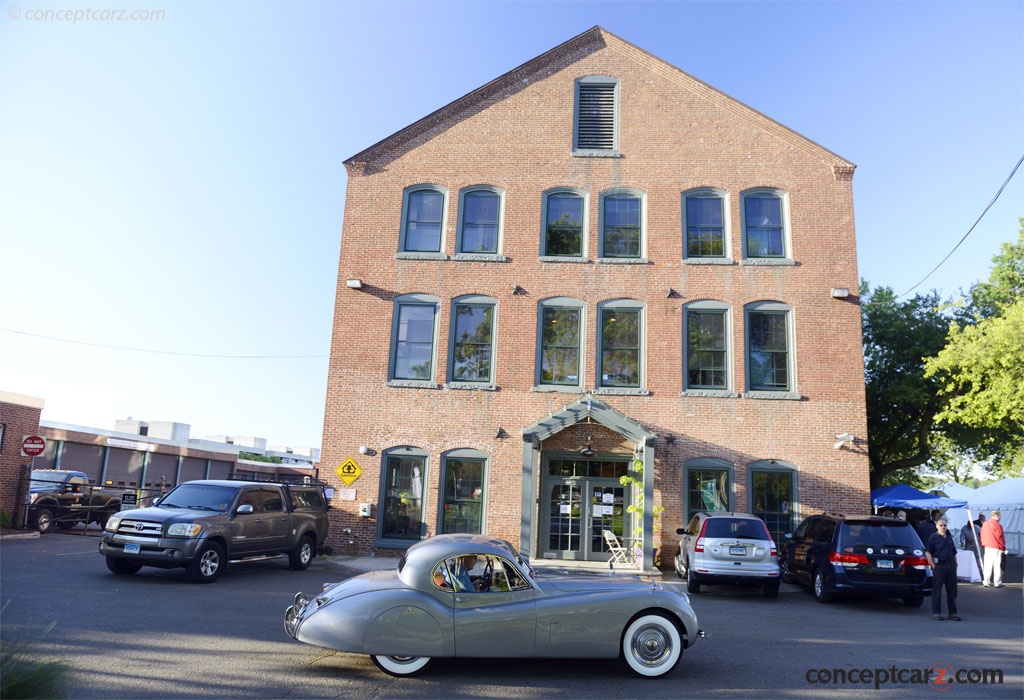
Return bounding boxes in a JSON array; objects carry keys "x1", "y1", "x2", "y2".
[{"x1": 834, "y1": 433, "x2": 854, "y2": 449}]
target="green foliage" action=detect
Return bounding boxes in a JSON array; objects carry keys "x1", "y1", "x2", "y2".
[
  {"x1": 962, "y1": 220, "x2": 1024, "y2": 320},
  {"x1": 237, "y1": 452, "x2": 282, "y2": 464},
  {"x1": 0, "y1": 611, "x2": 70, "y2": 699},
  {"x1": 620, "y1": 459, "x2": 664, "y2": 537},
  {"x1": 861, "y1": 282, "x2": 953, "y2": 487},
  {"x1": 0, "y1": 511, "x2": 10, "y2": 530}
]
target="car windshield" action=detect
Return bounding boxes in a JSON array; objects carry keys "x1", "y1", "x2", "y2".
[
  {"x1": 30, "y1": 470, "x2": 65, "y2": 484},
  {"x1": 704, "y1": 518, "x2": 766, "y2": 540},
  {"x1": 839, "y1": 522, "x2": 919, "y2": 549},
  {"x1": 158, "y1": 484, "x2": 233, "y2": 512}
]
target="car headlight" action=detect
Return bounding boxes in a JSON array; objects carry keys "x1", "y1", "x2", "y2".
[
  {"x1": 167, "y1": 523, "x2": 202, "y2": 537},
  {"x1": 105, "y1": 515, "x2": 122, "y2": 531}
]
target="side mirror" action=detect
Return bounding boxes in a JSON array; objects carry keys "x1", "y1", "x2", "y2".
[
  {"x1": 237, "y1": 504, "x2": 254, "y2": 515},
  {"x1": 675, "y1": 528, "x2": 686, "y2": 535},
  {"x1": 784, "y1": 532, "x2": 793, "y2": 540}
]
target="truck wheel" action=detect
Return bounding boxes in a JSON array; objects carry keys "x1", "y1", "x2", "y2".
[
  {"x1": 106, "y1": 557, "x2": 142, "y2": 575},
  {"x1": 187, "y1": 542, "x2": 226, "y2": 583},
  {"x1": 34, "y1": 508, "x2": 55, "y2": 533},
  {"x1": 289, "y1": 534, "x2": 315, "y2": 570}
]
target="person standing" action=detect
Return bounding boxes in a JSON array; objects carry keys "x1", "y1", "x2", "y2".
[
  {"x1": 925, "y1": 518, "x2": 960, "y2": 620},
  {"x1": 916, "y1": 509, "x2": 940, "y2": 541},
  {"x1": 980, "y1": 510, "x2": 1007, "y2": 588}
]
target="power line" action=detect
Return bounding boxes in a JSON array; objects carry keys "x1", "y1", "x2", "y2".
[
  {"x1": 890, "y1": 152, "x2": 1024, "y2": 301},
  {"x1": 0, "y1": 327, "x2": 327, "y2": 359}
]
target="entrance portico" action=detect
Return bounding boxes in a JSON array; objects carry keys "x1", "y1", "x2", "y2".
[{"x1": 520, "y1": 397, "x2": 657, "y2": 570}]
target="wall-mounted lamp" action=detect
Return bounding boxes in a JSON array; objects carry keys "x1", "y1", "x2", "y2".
[
  {"x1": 346, "y1": 279, "x2": 364, "y2": 289},
  {"x1": 512, "y1": 284, "x2": 527, "y2": 295},
  {"x1": 666, "y1": 288, "x2": 681, "y2": 299},
  {"x1": 663, "y1": 434, "x2": 676, "y2": 445},
  {"x1": 834, "y1": 433, "x2": 854, "y2": 450},
  {"x1": 358, "y1": 445, "x2": 369, "y2": 455},
  {"x1": 495, "y1": 427, "x2": 509, "y2": 439},
  {"x1": 580, "y1": 436, "x2": 596, "y2": 457},
  {"x1": 831, "y1": 287, "x2": 850, "y2": 299}
]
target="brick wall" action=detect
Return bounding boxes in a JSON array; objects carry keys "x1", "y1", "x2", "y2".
[
  {"x1": 0, "y1": 394, "x2": 45, "y2": 524},
  {"x1": 322, "y1": 29, "x2": 870, "y2": 561}
]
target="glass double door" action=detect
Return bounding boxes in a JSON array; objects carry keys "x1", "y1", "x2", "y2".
[{"x1": 544, "y1": 478, "x2": 628, "y2": 561}]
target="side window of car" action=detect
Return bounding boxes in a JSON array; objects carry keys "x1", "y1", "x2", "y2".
[
  {"x1": 687, "y1": 516, "x2": 701, "y2": 536},
  {"x1": 261, "y1": 488, "x2": 284, "y2": 513},
  {"x1": 814, "y1": 520, "x2": 837, "y2": 543},
  {"x1": 490, "y1": 557, "x2": 532, "y2": 592},
  {"x1": 432, "y1": 562, "x2": 453, "y2": 591},
  {"x1": 794, "y1": 518, "x2": 813, "y2": 539},
  {"x1": 237, "y1": 489, "x2": 260, "y2": 512}
]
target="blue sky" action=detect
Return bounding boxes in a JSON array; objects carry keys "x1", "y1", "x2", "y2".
[{"x1": 1, "y1": 1, "x2": 1021, "y2": 450}]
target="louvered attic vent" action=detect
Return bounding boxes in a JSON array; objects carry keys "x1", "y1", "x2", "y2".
[{"x1": 575, "y1": 83, "x2": 616, "y2": 151}]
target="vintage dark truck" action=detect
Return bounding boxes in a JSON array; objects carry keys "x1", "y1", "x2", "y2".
[
  {"x1": 99, "y1": 479, "x2": 329, "y2": 583},
  {"x1": 27, "y1": 469, "x2": 123, "y2": 533}
]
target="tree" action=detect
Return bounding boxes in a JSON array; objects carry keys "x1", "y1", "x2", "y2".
[
  {"x1": 862, "y1": 283, "x2": 954, "y2": 488},
  {"x1": 961, "y1": 220, "x2": 1024, "y2": 320}
]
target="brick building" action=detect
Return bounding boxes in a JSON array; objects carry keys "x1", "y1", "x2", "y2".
[{"x1": 321, "y1": 27, "x2": 869, "y2": 567}]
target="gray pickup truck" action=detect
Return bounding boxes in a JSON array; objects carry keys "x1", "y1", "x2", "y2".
[{"x1": 99, "y1": 479, "x2": 329, "y2": 583}]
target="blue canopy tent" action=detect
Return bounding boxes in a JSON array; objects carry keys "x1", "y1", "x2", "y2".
[{"x1": 870, "y1": 484, "x2": 967, "y2": 510}]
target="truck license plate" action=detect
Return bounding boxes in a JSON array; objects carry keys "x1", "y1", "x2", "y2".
[
  {"x1": 729, "y1": 546, "x2": 745, "y2": 555},
  {"x1": 124, "y1": 543, "x2": 141, "y2": 554},
  {"x1": 877, "y1": 559, "x2": 894, "y2": 569}
]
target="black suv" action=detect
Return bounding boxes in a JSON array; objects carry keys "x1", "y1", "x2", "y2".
[{"x1": 780, "y1": 513, "x2": 932, "y2": 606}]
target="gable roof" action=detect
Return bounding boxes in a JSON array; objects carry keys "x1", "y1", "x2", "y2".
[
  {"x1": 521, "y1": 396, "x2": 657, "y2": 447},
  {"x1": 345, "y1": 26, "x2": 855, "y2": 175}
]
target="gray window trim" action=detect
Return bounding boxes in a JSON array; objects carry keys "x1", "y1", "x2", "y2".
[
  {"x1": 447, "y1": 295, "x2": 498, "y2": 389},
  {"x1": 744, "y1": 301, "x2": 800, "y2": 398},
  {"x1": 437, "y1": 448, "x2": 489, "y2": 535},
  {"x1": 683, "y1": 188, "x2": 730, "y2": 260},
  {"x1": 682, "y1": 300, "x2": 734, "y2": 394},
  {"x1": 741, "y1": 188, "x2": 791, "y2": 261},
  {"x1": 375, "y1": 447, "x2": 429, "y2": 548},
  {"x1": 684, "y1": 458, "x2": 735, "y2": 518},
  {"x1": 534, "y1": 297, "x2": 585, "y2": 390},
  {"x1": 599, "y1": 188, "x2": 646, "y2": 261},
  {"x1": 388, "y1": 293, "x2": 441, "y2": 388},
  {"x1": 455, "y1": 186, "x2": 504, "y2": 257},
  {"x1": 573, "y1": 76, "x2": 620, "y2": 156},
  {"x1": 540, "y1": 187, "x2": 589, "y2": 260},
  {"x1": 399, "y1": 185, "x2": 449, "y2": 254},
  {"x1": 596, "y1": 298, "x2": 646, "y2": 392}
]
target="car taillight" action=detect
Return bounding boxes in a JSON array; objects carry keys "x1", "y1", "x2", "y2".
[
  {"x1": 769, "y1": 540, "x2": 778, "y2": 556},
  {"x1": 829, "y1": 551, "x2": 870, "y2": 566},
  {"x1": 694, "y1": 519, "x2": 709, "y2": 552},
  {"x1": 902, "y1": 556, "x2": 929, "y2": 569}
]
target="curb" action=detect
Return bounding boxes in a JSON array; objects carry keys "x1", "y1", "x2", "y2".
[{"x1": 0, "y1": 530, "x2": 40, "y2": 540}]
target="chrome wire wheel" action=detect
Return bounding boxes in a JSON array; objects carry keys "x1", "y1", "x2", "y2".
[{"x1": 622, "y1": 614, "x2": 682, "y2": 677}]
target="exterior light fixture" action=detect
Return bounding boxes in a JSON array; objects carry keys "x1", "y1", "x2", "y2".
[
  {"x1": 495, "y1": 427, "x2": 509, "y2": 439},
  {"x1": 580, "y1": 436, "x2": 596, "y2": 457},
  {"x1": 831, "y1": 287, "x2": 850, "y2": 299},
  {"x1": 512, "y1": 285, "x2": 526, "y2": 295},
  {"x1": 346, "y1": 279, "x2": 364, "y2": 289}
]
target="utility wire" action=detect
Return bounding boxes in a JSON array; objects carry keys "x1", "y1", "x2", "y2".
[
  {"x1": 888, "y1": 152, "x2": 1024, "y2": 301},
  {"x1": 0, "y1": 327, "x2": 327, "y2": 359}
]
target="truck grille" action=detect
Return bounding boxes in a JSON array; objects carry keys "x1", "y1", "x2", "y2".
[{"x1": 115, "y1": 519, "x2": 163, "y2": 538}]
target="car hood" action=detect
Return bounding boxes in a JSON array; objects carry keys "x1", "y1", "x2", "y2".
[{"x1": 113, "y1": 506, "x2": 221, "y2": 523}]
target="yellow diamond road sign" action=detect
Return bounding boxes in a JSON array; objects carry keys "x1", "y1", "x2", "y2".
[{"x1": 335, "y1": 458, "x2": 362, "y2": 486}]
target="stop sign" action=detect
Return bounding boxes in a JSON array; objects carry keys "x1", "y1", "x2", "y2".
[{"x1": 21, "y1": 435, "x2": 46, "y2": 458}]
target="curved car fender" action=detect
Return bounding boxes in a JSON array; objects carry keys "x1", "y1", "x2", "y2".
[{"x1": 364, "y1": 603, "x2": 448, "y2": 658}]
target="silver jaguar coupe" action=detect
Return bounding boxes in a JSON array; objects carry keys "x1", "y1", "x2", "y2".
[{"x1": 284, "y1": 533, "x2": 701, "y2": 678}]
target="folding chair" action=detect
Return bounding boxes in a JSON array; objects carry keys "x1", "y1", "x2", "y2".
[{"x1": 603, "y1": 529, "x2": 630, "y2": 566}]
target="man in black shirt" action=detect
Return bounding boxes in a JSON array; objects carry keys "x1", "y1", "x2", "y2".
[{"x1": 925, "y1": 518, "x2": 960, "y2": 621}]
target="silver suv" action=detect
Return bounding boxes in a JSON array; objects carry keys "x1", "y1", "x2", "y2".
[{"x1": 674, "y1": 512, "x2": 780, "y2": 598}]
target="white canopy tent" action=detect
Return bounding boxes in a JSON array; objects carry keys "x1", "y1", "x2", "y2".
[{"x1": 943, "y1": 478, "x2": 1024, "y2": 555}]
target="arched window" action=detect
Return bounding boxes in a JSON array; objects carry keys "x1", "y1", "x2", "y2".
[
  {"x1": 742, "y1": 189, "x2": 789, "y2": 260},
  {"x1": 535, "y1": 297, "x2": 585, "y2": 390},
  {"x1": 596, "y1": 299, "x2": 645, "y2": 393},
  {"x1": 684, "y1": 300, "x2": 732, "y2": 393},
  {"x1": 541, "y1": 189, "x2": 587, "y2": 259},
  {"x1": 456, "y1": 186, "x2": 503, "y2": 255},
  {"x1": 439, "y1": 449, "x2": 489, "y2": 534},
  {"x1": 399, "y1": 185, "x2": 447, "y2": 255},
  {"x1": 683, "y1": 189, "x2": 729, "y2": 260},
  {"x1": 388, "y1": 294, "x2": 440, "y2": 386}
]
